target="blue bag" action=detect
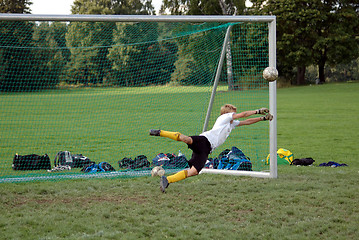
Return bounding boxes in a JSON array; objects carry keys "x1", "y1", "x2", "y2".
[
  {"x1": 218, "y1": 147, "x2": 252, "y2": 171},
  {"x1": 82, "y1": 162, "x2": 115, "y2": 173}
]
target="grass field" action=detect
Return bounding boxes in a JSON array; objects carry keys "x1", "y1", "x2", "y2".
[
  {"x1": 1, "y1": 82, "x2": 359, "y2": 239},
  {"x1": 0, "y1": 84, "x2": 269, "y2": 179}
]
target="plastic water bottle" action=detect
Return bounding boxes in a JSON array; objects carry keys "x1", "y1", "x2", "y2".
[{"x1": 178, "y1": 150, "x2": 183, "y2": 157}]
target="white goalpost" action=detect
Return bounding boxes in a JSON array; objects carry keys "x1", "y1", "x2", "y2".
[
  {"x1": 199, "y1": 16, "x2": 277, "y2": 178},
  {"x1": 0, "y1": 14, "x2": 277, "y2": 182}
]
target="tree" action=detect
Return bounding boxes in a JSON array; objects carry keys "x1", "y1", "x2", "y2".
[
  {"x1": 65, "y1": 0, "x2": 155, "y2": 85},
  {"x1": 108, "y1": 22, "x2": 177, "y2": 86},
  {"x1": 250, "y1": 0, "x2": 359, "y2": 85},
  {"x1": 71, "y1": 0, "x2": 155, "y2": 15},
  {"x1": 160, "y1": 0, "x2": 245, "y2": 15},
  {"x1": 31, "y1": 22, "x2": 68, "y2": 88},
  {"x1": 0, "y1": 0, "x2": 35, "y2": 91},
  {"x1": 0, "y1": 0, "x2": 32, "y2": 13},
  {"x1": 250, "y1": 0, "x2": 321, "y2": 85},
  {"x1": 170, "y1": 26, "x2": 224, "y2": 86},
  {"x1": 65, "y1": 21, "x2": 114, "y2": 85},
  {"x1": 160, "y1": 0, "x2": 246, "y2": 87},
  {"x1": 312, "y1": 0, "x2": 359, "y2": 83}
]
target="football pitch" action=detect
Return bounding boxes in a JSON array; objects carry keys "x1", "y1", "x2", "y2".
[{"x1": 1, "y1": 82, "x2": 359, "y2": 239}]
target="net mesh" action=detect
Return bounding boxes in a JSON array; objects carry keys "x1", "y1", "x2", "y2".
[{"x1": 0, "y1": 19, "x2": 269, "y2": 182}]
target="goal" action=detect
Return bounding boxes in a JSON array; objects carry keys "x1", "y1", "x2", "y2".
[{"x1": 0, "y1": 14, "x2": 277, "y2": 182}]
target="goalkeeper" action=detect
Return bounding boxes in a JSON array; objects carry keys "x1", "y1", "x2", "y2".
[{"x1": 149, "y1": 104, "x2": 273, "y2": 193}]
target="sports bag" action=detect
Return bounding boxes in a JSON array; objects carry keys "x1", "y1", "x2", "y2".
[
  {"x1": 226, "y1": 147, "x2": 252, "y2": 171},
  {"x1": 205, "y1": 158, "x2": 220, "y2": 169},
  {"x1": 217, "y1": 147, "x2": 252, "y2": 171},
  {"x1": 81, "y1": 162, "x2": 116, "y2": 173},
  {"x1": 318, "y1": 161, "x2": 347, "y2": 167},
  {"x1": 118, "y1": 157, "x2": 134, "y2": 168},
  {"x1": 169, "y1": 155, "x2": 189, "y2": 168},
  {"x1": 152, "y1": 153, "x2": 187, "y2": 168},
  {"x1": 266, "y1": 148, "x2": 294, "y2": 165},
  {"x1": 118, "y1": 155, "x2": 150, "y2": 169},
  {"x1": 54, "y1": 151, "x2": 93, "y2": 168},
  {"x1": 217, "y1": 149, "x2": 230, "y2": 169},
  {"x1": 291, "y1": 158, "x2": 315, "y2": 166},
  {"x1": 12, "y1": 154, "x2": 51, "y2": 170},
  {"x1": 131, "y1": 155, "x2": 150, "y2": 169},
  {"x1": 152, "y1": 153, "x2": 171, "y2": 167}
]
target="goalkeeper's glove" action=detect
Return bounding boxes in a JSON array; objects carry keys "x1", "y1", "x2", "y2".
[
  {"x1": 261, "y1": 113, "x2": 273, "y2": 121},
  {"x1": 256, "y1": 108, "x2": 269, "y2": 115}
]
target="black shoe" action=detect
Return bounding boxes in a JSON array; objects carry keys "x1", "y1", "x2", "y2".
[
  {"x1": 160, "y1": 176, "x2": 169, "y2": 193},
  {"x1": 149, "y1": 129, "x2": 161, "y2": 136}
]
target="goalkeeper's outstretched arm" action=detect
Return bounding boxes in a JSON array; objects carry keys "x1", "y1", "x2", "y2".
[
  {"x1": 233, "y1": 107, "x2": 269, "y2": 119},
  {"x1": 238, "y1": 113, "x2": 273, "y2": 126}
]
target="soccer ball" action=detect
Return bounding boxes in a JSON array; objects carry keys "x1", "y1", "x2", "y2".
[
  {"x1": 151, "y1": 166, "x2": 165, "y2": 177},
  {"x1": 263, "y1": 67, "x2": 278, "y2": 81}
]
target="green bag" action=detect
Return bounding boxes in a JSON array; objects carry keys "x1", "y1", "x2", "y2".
[{"x1": 266, "y1": 148, "x2": 294, "y2": 165}]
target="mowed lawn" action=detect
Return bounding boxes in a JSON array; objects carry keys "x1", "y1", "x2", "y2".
[
  {"x1": 0, "y1": 84, "x2": 269, "y2": 178},
  {"x1": 0, "y1": 82, "x2": 358, "y2": 239}
]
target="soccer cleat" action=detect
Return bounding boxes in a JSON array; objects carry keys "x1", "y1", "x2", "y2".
[
  {"x1": 160, "y1": 176, "x2": 169, "y2": 193},
  {"x1": 149, "y1": 129, "x2": 161, "y2": 136}
]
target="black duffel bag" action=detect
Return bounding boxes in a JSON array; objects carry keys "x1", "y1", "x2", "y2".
[
  {"x1": 54, "y1": 151, "x2": 93, "y2": 168},
  {"x1": 12, "y1": 154, "x2": 51, "y2": 170}
]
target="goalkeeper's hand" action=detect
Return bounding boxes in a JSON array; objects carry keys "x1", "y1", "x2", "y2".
[
  {"x1": 261, "y1": 113, "x2": 273, "y2": 121},
  {"x1": 256, "y1": 108, "x2": 269, "y2": 115}
]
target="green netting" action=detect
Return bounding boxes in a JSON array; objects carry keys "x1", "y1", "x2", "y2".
[{"x1": 0, "y1": 19, "x2": 269, "y2": 182}]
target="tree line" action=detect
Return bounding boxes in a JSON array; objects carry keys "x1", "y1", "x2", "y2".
[
  {"x1": 159, "y1": 0, "x2": 358, "y2": 84},
  {"x1": 0, "y1": 0, "x2": 358, "y2": 91}
]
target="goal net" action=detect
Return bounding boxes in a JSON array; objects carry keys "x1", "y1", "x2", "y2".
[{"x1": 0, "y1": 14, "x2": 277, "y2": 182}]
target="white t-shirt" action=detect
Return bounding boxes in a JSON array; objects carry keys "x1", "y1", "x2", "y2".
[{"x1": 200, "y1": 112, "x2": 240, "y2": 151}]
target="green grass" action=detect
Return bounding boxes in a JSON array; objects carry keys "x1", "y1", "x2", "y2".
[
  {"x1": 277, "y1": 82, "x2": 359, "y2": 167},
  {"x1": 0, "y1": 86, "x2": 211, "y2": 177},
  {"x1": 0, "y1": 84, "x2": 269, "y2": 178},
  {"x1": 1, "y1": 82, "x2": 359, "y2": 239}
]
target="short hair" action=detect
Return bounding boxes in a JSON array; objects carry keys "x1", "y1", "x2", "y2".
[{"x1": 220, "y1": 104, "x2": 237, "y2": 115}]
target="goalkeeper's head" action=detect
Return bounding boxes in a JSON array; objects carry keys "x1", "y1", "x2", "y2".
[{"x1": 220, "y1": 104, "x2": 237, "y2": 115}]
